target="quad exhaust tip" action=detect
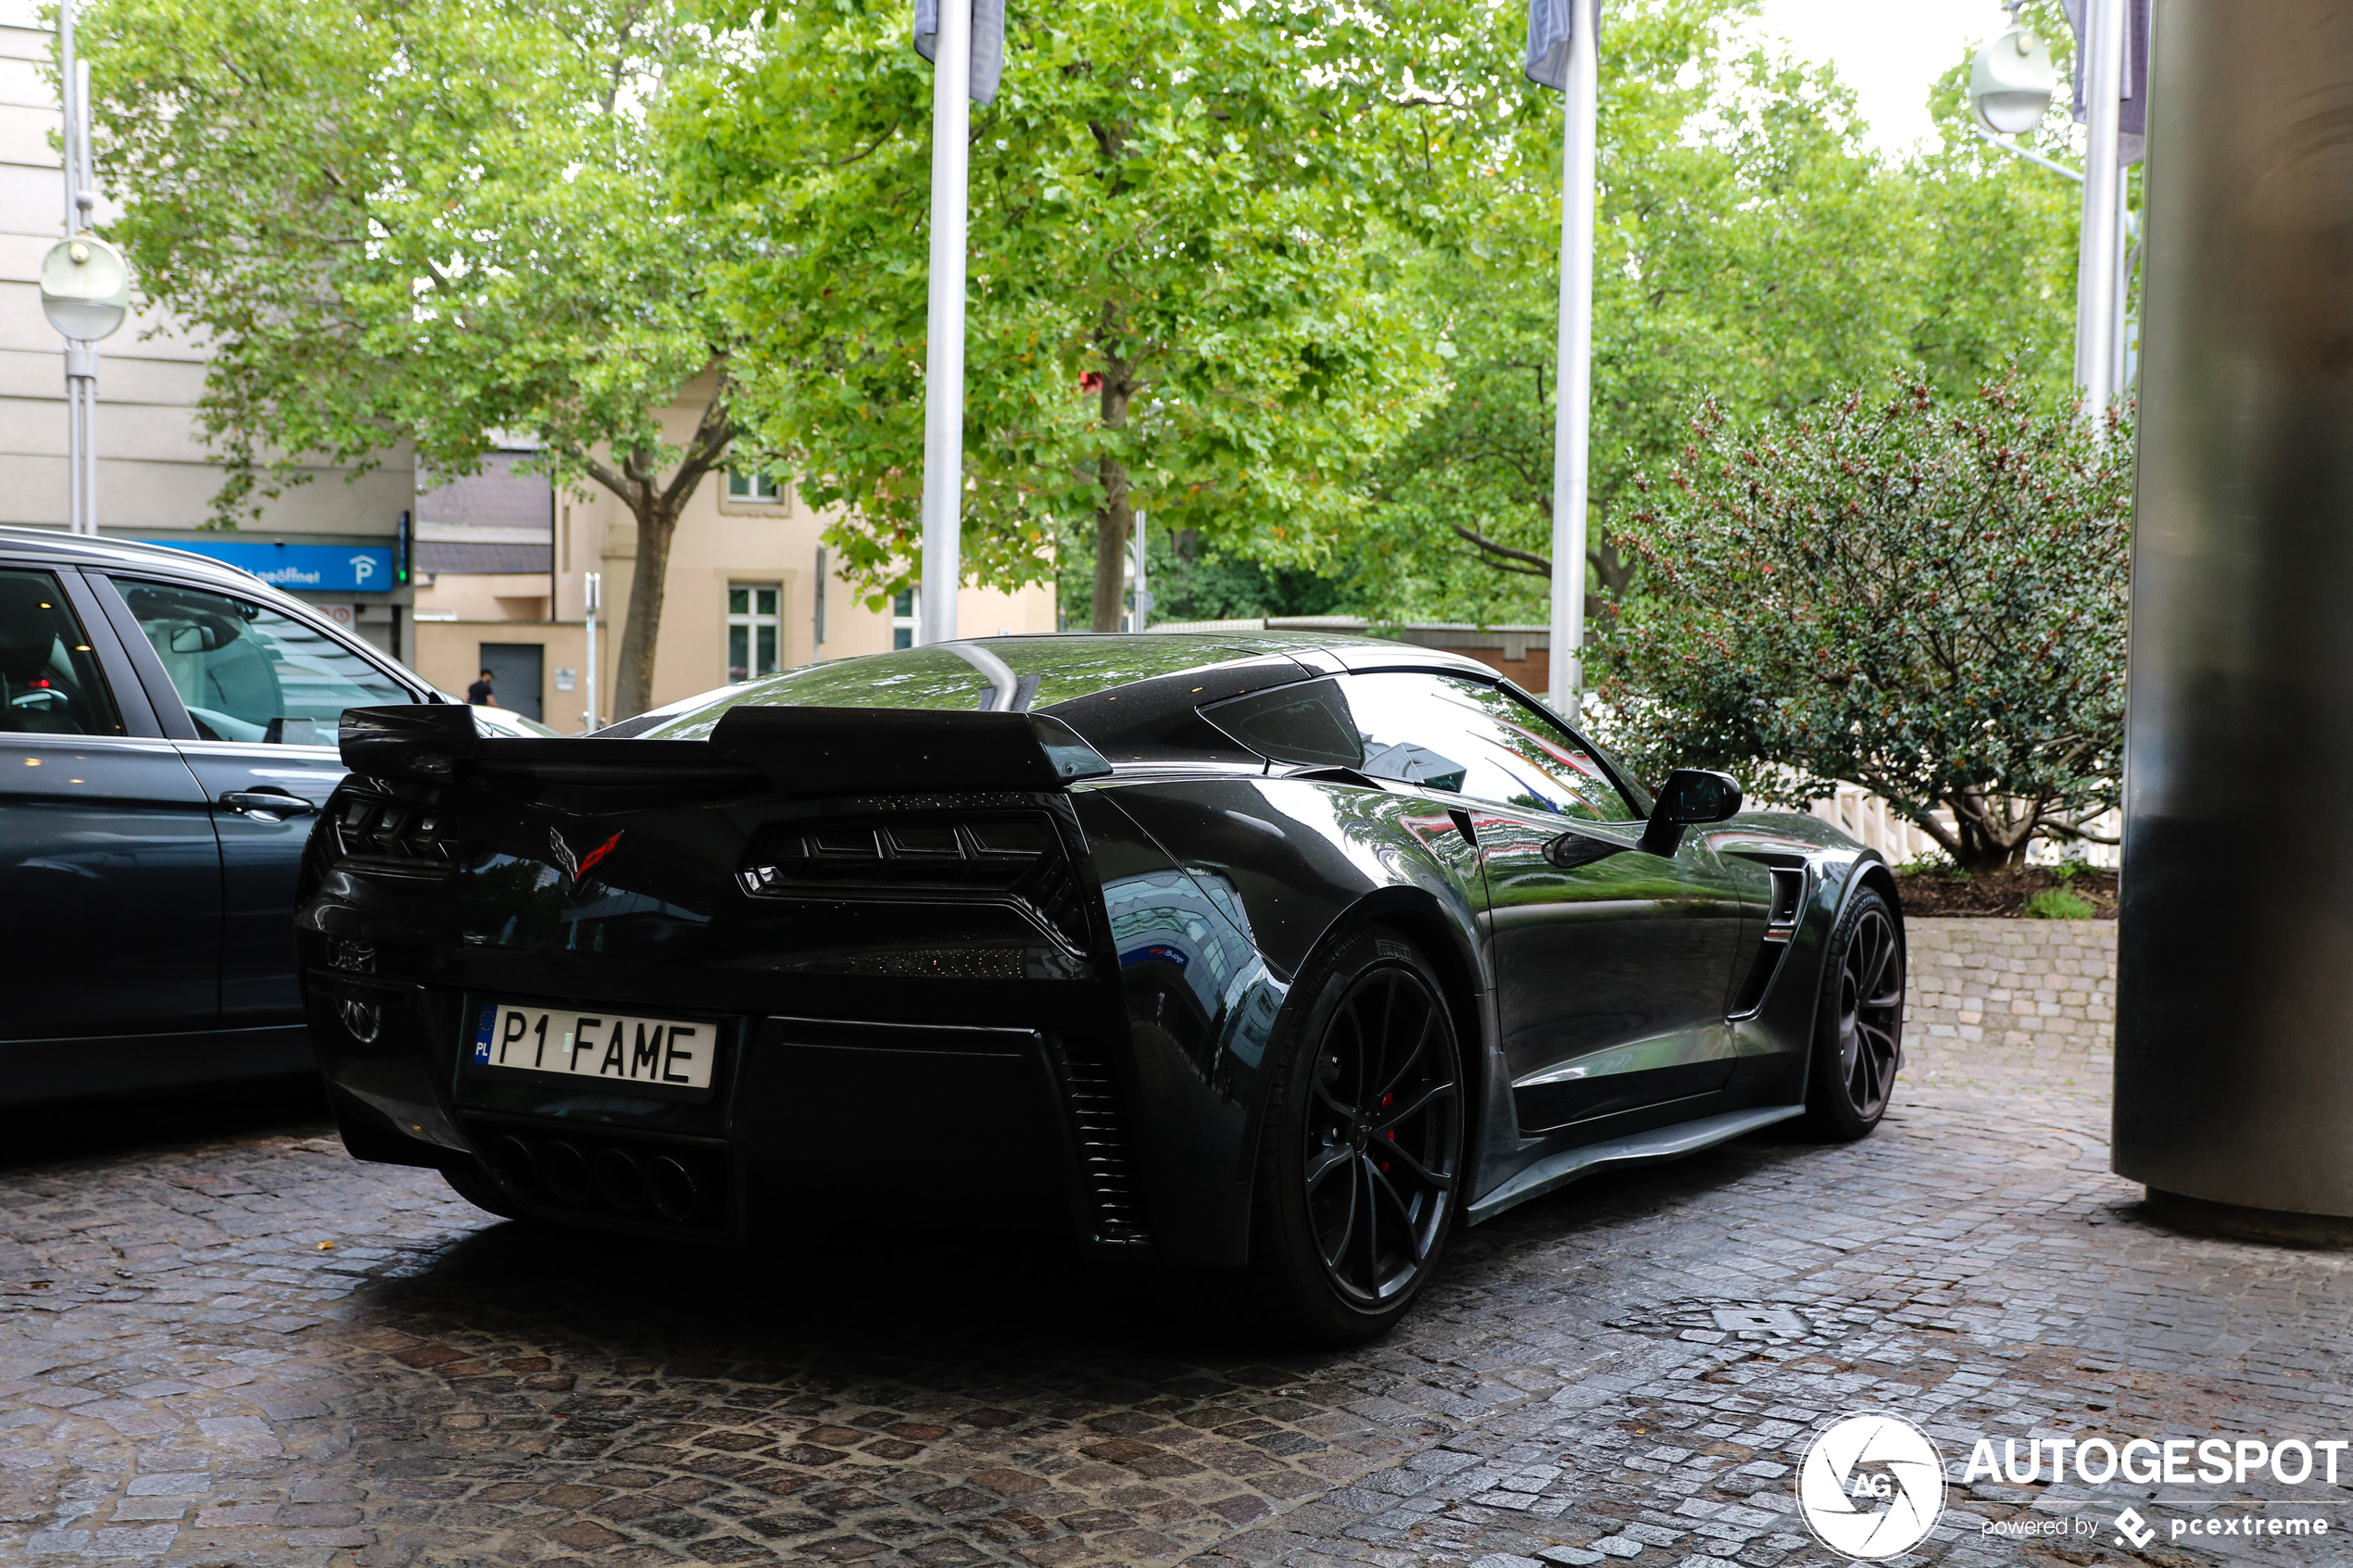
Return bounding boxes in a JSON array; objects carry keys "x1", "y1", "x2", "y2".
[{"x1": 483, "y1": 1129, "x2": 709, "y2": 1227}]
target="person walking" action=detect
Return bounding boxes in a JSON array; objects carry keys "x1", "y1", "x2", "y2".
[{"x1": 466, "y1": 668, "x2": 497, "y2": 707}]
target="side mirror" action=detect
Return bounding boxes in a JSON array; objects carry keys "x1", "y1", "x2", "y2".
[{"x1": 1639, "y1": 768, "x2": 1743, "y2": 856}]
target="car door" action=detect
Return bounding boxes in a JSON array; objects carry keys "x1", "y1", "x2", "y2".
[
  {"x1": 1337, "y1": 672, "x2": 1755, "y2": 1133},
  {"x1": 0, "y1": 564, "x2": 224, "y2": 1041},
  {"x1": 95, "y1": 574, "x2": 416, "y2": 1026}
]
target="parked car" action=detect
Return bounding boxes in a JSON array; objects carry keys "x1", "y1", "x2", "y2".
[
  {"x1": 296, "y1": 635, "x2": 1905, "y2": 1342},
  {"x1": 0, "y1": 526, "x2": 548, "y2": 1106}
]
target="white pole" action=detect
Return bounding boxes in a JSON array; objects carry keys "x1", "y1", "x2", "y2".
[
  {"x1": 58, "y1": 0, "x2": 99, "y2": 535},
  {"x1": 1130, "y1": 510, "x2": 1147, "y2": 633},
  {"x1": 58, "y1": 0, "x2": 76, "y2": 235},
  {"x1": 2112, "y1": 170, "x2": 2132, "y2": 395},
  {"x1": 1547, "y1": 0, "x2": 1597, "y2": 721},
  {"x1": 2074, "y1": 0, "x2": 2124, "y2": 418},
  {"x1": 916, "y1": 0, "x2": 971, "y2": 646},
  {"x1": 582, "y1": 571, "x2": 601, "y2": 731}
]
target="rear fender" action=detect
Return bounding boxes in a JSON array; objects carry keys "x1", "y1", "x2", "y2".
[{"x1": 1081, "y1": 777, "x2": 1489, "y2": 1266}]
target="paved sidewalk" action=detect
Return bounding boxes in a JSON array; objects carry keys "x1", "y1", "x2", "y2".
[{"x1": 0, "y1": 1033, "x2": 2345, "y2": 1568}]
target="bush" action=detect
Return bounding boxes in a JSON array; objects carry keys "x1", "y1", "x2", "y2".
[{"x1": 1592, "y1": 372, "x2": 2132, "y2": 872}]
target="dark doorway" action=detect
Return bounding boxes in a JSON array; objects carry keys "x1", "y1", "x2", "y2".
[{"x1": 478, "y1": 642, "x2": 545, "y2": 721}]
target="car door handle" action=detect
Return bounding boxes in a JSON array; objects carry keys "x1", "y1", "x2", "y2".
[{"x1": 219, "y1": 788, "x2": 318, "y2": 822}]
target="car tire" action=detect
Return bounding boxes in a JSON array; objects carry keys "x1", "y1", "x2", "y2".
[
  {"x1": 1223, "y1": 924, "x2": 1466, "y2": 1346},
  {"x1": 439, "y1": 1160, "x2": 524, "y2": 1220},
  {"x1": 1801, "y1": 886, "x2": 1906, "y2": 1141}
]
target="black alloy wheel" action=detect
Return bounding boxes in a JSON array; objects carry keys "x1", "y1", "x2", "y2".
[
  {"x1": 1231, "y1": 925, "x2": 1465, "y2": 1344},
  {"x1": 1804, "y1": 888, "x2": 1906, "y2": 1139}
]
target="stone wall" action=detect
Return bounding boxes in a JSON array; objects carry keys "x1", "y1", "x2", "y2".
[{"x1": 1903, "y1": 916, "x2": 2116, "y2": 1079}]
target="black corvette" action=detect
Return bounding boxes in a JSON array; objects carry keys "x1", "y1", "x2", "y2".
[{"x1": 296, "y1": 633, "x2": 1905, "y2": 1342}]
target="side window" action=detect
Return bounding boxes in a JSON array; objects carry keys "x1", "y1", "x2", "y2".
[
  {"x1": 1340, "y1": 672, "x2": 1640, "y2": 823},
  {"x1": 0, "y1": 570, "x2": 123, "y2": 736},
  {"x1": 112, "y1": 578, "x2": 409, "y2": 746},
  {"x1": 1199, "y1": 679, "x2": 1365, "y2": 768}
]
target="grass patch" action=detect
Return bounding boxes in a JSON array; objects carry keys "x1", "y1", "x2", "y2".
[{"x1": 2024, "y1": 887, "x2": 2097, "y2": 921}]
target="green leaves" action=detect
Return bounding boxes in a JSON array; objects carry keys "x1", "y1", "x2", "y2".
[
  {"x1": 1352, "y1": 0, "x2": 2085, "y2": 627},
  {"x1": 82, "y1": 0, "x2": 721, "y2": 517},
  {"x1": 665, "y1": 0, "x2": 1464, "y2": 620},
  {"x1": 1591, "y1": 372, "x2": 2133, "y2": 871}
]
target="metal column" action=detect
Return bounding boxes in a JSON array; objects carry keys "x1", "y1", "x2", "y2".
[{"x1": 2116, "y1": 0, "x2": 2353, "y2": 1221}]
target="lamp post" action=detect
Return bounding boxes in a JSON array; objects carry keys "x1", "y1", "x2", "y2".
[{"x1": 38, "y1": 0, "x2": 127, "y2": 537}]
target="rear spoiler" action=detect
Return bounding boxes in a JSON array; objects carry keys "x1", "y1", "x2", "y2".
[{"x1": 338, "y1": 703, "x2": 1116, "y2": 793}]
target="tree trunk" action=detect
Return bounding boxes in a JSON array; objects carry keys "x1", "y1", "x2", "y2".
[
  {"x1": 575, "y1": 376, "x2": 735, "y2": 721},
  {"x1": 613, "y1": 491, "x2": 683, "y2": 721},
  {"x1": 1940, "y1": 788, "x2": 2041, "y2": 873},
  {"x1": 1088, "y1": 365, "x2": 1134, "y2": 633}
]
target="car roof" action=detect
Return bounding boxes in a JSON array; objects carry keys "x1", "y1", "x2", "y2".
[
  {"x1": 623, "y1": 631, "x2": 1513, "y2": 746},
  {"x1": 0, "y1": 524, "x2": 321, "y2": 614}
]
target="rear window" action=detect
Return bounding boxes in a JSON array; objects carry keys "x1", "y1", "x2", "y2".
[{"x1": 632, "y1": 636, "x2": 1283, "y2": 740}]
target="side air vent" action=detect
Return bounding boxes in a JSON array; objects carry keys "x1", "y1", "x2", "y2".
[
  {"x1": 741, "y1": 811, "x2": 1091, "y2": 952},
  {"x1": 330, "y1": 790, "x2": 456, "y2": 877},
  {"x1": 1730, "y1": 866, "x2": 1807, "y2": 1016},
  {"x1": 1050, "y1": 1036, "x2": 1151, "y2": 1248}
]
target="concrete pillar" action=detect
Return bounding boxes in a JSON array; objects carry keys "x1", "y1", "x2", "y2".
[{"x1": 2116, "y1": 0, "x2": 2353, "y2": 1223}]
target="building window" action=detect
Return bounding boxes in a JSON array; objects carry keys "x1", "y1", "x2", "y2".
[
  {"x1": 728, "y1": 584, "x2": 782, "y2": 682},
  {"x1": 727, "y1": 469, "x2": 782, "y2": 502},
  {"x1": 891, "y1": 589, "x2": 917, "y2": 651}
]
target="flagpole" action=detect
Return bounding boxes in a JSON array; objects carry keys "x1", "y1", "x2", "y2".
[
  {"x1": 2074, "y1": 0, "x2": 2124, "y2": 416},
  {"x1": 917, "y1": 0, "x2": 971, "y2": 646},
  {"x1": 1547, "y1": 0, "x2": 1597, "y2": 721}
]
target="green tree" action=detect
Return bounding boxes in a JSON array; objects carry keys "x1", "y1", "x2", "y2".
[
  {"x1": 1348, "y1": 0, "x2": 2082, "y2": 631},
  {"x1": 81, "y1": 0, "x2": 732, "y2": 718},
  {"x1": 1591, "y1": 373, "x2": 2132, "y2": 871},
  {"x1": 666, "y1": 0, "x2": 1462, "y2": 630}
]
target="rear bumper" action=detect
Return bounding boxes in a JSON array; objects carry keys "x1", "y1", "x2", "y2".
[{"x1": 300, "y1": 969, "x2": 1158, "y2": 1257}]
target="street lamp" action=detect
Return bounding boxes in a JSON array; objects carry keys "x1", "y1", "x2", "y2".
[
  {"x1": 37, "y1": 0, "x2": 128, "y2": 537},
  {"x1": 1969, "y1": 19, "x2": 2058, "y2": 134}
]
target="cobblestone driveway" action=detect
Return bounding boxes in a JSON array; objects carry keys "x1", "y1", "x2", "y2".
[{"x1": 1, "y1": 1034, "x2": 2346, "y2": 1568}]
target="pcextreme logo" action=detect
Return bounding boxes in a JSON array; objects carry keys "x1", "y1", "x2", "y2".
[{"x1": 1796, "y1": 1411, "x2": 1946, "y2": 1561}]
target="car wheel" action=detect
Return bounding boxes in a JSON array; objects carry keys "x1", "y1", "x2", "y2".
[
  {"x1": 439, "y1": 1160, "x2": 524, "y2": 1220},
  {"x1": 1802, "y1": 887, "x2": 1905, "y2": 1140},
  {"x1": 1229, "y1": 925, "x2": 1465, "y2": 1345}
]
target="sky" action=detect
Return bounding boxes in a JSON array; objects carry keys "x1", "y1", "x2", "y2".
[{"x1": 1754, "y1": 0, "x2": 2003, "y2": 156}]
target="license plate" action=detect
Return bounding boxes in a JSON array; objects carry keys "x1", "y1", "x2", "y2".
[{"x1": 468, "y1": 1003, "x2": 716, "y2": 1090}]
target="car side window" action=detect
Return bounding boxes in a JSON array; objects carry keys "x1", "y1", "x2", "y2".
[
  {"x1": 0, "y1": 570, "x2": 123, "y2": 736},
  {"x1": 1339, "y1": 672, "x2": 1640, "y2": 823},
  {"x1": 112, "y1": 578, "x2": 409, "y2": 746}
]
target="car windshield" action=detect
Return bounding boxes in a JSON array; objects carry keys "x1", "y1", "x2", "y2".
[{"x1": 629, "y1": 636, "x2": 1293, "y2": 740}]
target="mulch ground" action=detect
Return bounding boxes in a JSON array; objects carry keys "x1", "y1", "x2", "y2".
[{"x1": 1892, "y1": 864, "x2": 2118, "y2": 919}]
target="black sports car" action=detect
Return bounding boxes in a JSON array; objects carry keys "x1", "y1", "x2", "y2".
[{"x1": 296, "y1": 633, "x2": 1905, "y2": 1342}]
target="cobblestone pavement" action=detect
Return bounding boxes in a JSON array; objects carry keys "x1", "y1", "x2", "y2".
[{"x1": 1, "y1": 1035, "x2": 2347, "y2": 1568}]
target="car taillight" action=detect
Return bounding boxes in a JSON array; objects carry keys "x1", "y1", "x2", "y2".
[
  {"x1": 332, "y1": 792, "x2": 455, "y2": 871},
  {"x1": 740, "y1": 811, "x2": 1088, "y2": 951}
]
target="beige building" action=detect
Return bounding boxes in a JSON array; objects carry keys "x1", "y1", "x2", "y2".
[{"x1": 410, "y1": 374, "x2": 1056, "y2": 731}]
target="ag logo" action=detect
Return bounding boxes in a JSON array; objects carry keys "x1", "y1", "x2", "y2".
[{"x1": 1796, "y1": 1411, "x2": 1946, "y2": 1560}]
